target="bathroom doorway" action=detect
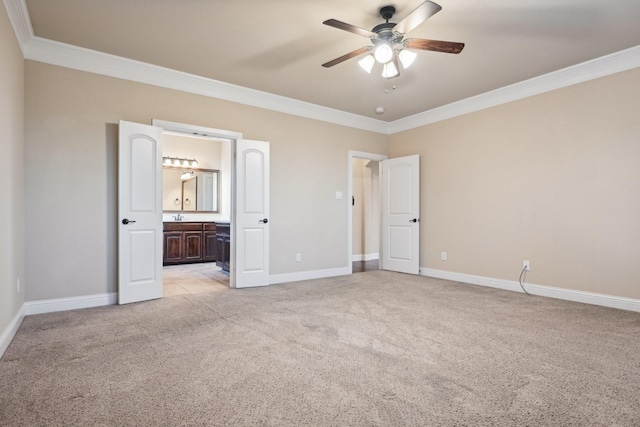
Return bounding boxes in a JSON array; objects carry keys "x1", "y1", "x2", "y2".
[{"x1": 153, "y1": 120, "x2": 237, "y2": 293}]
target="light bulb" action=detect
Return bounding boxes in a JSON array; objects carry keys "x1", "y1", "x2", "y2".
[
  {"x1": 358, "y1": 55, "x2": 375, "y2": 73},
  {"x1": 173, "y1": 158, "x2": 181, "y2": 166},
  {"x1": 191, "y1": 159, "x2": 198, "y2": 167},
  {"x1": 163, "y1": 157, "x2": 172, "y2": 166},
  {"x1": 382, "y1": 62, "x2": 399, "y2": 78},
  {"x1": 182, "y1": 159, "x2": 190, "y2": 166},
  {"x1": 374, "y1": 44, "x2": 393, "y2": 64},
  {"x1": 399, "y1": 50, "x2": 417, "y2": 69}
]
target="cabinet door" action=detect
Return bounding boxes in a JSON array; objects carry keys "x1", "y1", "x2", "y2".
[
  {"x1": 216, "y1": 235, "x2": 224, "y2": 268},
  {"x1": 223, "y1": 236, "x2": 231, "y2": 272},
  {"x1": 184, "y1": 231, "x2": 203, "y2": 261},
  {"x1": 203, "y1": 231, "x2": 217, "y2": 261},
  {"x1": 163, "y1": 232, "x2": 183, "y2": 264}
]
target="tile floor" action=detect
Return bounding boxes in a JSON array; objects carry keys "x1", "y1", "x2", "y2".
[
  {"x1": 164, "y1": 260, "x2": 378, "y2": 296},
  {"x1": 163, "y1": 262, "x2": 229, "y2": 297}
]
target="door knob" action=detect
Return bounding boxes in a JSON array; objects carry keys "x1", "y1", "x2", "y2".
[
  {"x1": 259, "y1": 218, "x2": 269, "y2": 224},
  {"x1": 409, "y1": 218, "x2": 418, "y2": 223},
  {"x1": 122, "y1": 218, "x2": 136, "y2": 225}
]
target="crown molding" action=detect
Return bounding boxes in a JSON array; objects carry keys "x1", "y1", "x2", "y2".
[
  {"x1": 3, "y1": 0, "x2": 33, "y2": 51},
  {"x1": 4, "y1": 0, "x2": 639, "y2": 135},
  {"x1": 22, "y1": 36, "x2": 389, "y2": 134},
  {"x1": 388, "y1": 44, "x2": 640, "y2": 134}
]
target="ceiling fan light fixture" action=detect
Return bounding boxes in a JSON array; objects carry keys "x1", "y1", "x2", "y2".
[
  {"x1": 374, "y1": 44, "x2": 393, "y2": 64},
  {"x1": 382, "y1": 61, "x2": 399, "y2": 79},
  {"x1": 399, "y1": 49, "x2": 417, "y2": 69},
  {"x1": 358, "y1": 54, "x2": 375, "y2": 73}
]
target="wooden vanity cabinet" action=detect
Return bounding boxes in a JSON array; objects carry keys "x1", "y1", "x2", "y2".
[
  {"x1": 215, "y1": 222, "x2": 230, "y2": 272},
  {"x1": 203, "y1": 223, "x2": 218, "y2": 262},
  {"x1": 163, "y1": 231, "x2": 183, "y2": 263},
  {"x1": 163, "y1": 222, "x2": 217, "y2": 265}
]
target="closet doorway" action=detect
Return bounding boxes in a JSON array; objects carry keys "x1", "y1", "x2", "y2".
[{"x1": 348, "y1": 151, "x2": 387, "y2": 274}]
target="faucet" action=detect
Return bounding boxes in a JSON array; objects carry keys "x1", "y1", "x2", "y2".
[{"x1": 173, "y1": 214, "x2": 183, "y2": 221}]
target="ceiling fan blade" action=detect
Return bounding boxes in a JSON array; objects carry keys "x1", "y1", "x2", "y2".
[
  {"x1": 405, "y1": 38, "x2": 465, "y2": 54},
  {"x1": 393, "y1": 1, "x2": 442, "y2": 35},
  {"x1": 323, "y1": 19, "x2": 378, "y2": 39},
  {"x1": 322, "y1": 46, "x2": 373, "y2": 68}
]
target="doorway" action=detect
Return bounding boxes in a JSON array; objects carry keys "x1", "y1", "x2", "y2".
[
  {"x1": 348, "y1": 151, "x2": 388, "y2": 274},
  {"x1": 152, "y1": 119, "x2": 241, "y2": 289},
  {"x1": 160, "y1": 131, "x2": 232, "y2": 295}
]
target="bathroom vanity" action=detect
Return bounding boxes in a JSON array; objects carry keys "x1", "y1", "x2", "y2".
[{"x1": 163, "y1": 221, "x2": 229, "y2": 272}]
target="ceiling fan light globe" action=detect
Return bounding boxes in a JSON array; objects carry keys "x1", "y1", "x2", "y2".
[
  {"x1": 374, "y1": 44, "x2": 393, "y2": 64},
  {"x1": 358, "y1": 55, "x2": 375, "y2": 73},
  {"x1": 382, "y1": 61, "x2": 399, "y2": 79},
  {"x1": 399, "y1": 49, "x2": 417, "y2": 69}
]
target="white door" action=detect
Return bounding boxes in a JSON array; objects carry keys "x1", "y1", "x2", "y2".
[
  {"x1": 235, "y1": 139, "x2": 270, "y2": 288},
  {"x1": 381, "y1": 155, "x2": 420, "y2": 274},
  {"x1": 118, "y1": 120, "x2": 164, "y2": 304}
]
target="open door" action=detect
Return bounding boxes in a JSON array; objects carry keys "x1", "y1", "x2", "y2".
[
  {"x1": 381, "y1": 155, "x2": 420, "y2": 275},
  {"x1": 118, "y1": 121, "x2": 164, "y2": 304},
  {"x1": 235, "y1": 139, "x2": 270, "y2": 288}
]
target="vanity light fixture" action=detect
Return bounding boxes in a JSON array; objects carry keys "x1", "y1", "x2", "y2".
[
  {"x1": 180, "y1": 170, "x2": 196, "y2": 180},
  {"x1": 163, "y1": 156, "x2": 199, "y2": 168}
]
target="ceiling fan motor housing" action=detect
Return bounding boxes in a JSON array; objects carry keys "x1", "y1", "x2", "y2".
[
  {"x1": 372, "y1": 22, "x2": 403, "y2": 45},
  {"x1": 373, "y1": 6, "x2": 403, "y2": 45}
]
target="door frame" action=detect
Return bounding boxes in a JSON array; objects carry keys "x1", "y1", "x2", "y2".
[
  {"x1": 152, "y1": 119, "x2": 242, "y2": 288},
  {"x1": 347, "y1": 150, "x2": 388, "y2": 274}
]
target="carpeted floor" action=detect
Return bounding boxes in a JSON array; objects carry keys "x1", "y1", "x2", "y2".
[{"x1": 1, "y1": 271, "x2": 639, "y2": 426}]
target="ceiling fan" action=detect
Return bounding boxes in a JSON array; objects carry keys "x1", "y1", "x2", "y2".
[{"x1": 322, "y1": 1, "x2": 464, "y2": 78}]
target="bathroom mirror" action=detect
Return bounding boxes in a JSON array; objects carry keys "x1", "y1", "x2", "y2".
[{"x1": 163, "y1": 167, "x2": 220, "y2": 213}]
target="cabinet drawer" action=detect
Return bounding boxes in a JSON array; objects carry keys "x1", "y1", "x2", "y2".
[{"x1": 164, "y1": 222, "x2": 202, "y2": 232}]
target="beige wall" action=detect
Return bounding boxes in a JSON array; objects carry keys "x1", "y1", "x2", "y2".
[
  {"x1": 390, "y1": 68, "x2": 640, "y2": 299},
  {"x1": 0, "y1": 7, "x2": 25, "y2": 336},
  {"x1": 24, "y1": 61, "x2": 388, "y2": 301}
]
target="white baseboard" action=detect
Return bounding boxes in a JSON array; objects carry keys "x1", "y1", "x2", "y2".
[
  {"x1": 25, "y1": 292, "x2": 117, "y2": 316},
  {"x1": 270, "y1": 267, "x2": 351, "y2": 285},
  {"x1": 352, "y1": 253, "x2": 380, "y2": 262},
  {"x1": 0, "y1": 304, "x2": 26, "y2": 359},
  {"x1": 420, "y1": 268, "x2": 640, "y2": 313}
]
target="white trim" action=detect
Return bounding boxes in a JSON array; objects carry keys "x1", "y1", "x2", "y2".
[
  {"x1": 25, "y1": 293, "x2": 117, "y2": 316},
  {"x1": 4, "y1": 0, "x2": 640, "y2": 134},
  {"x1": 352, "y1": 253, "x2": 380, "y2": 262},
  {"x1": 270, "y1": 267, "x2": 350, "y2": 285},
  {"x1": 388, "y1": 45, "x2": 640, "y2": 133},
  {"x1": 2, "y1": 0, "x2": 33, "y2": 52},
  {"x1": 421, "y1": 268, "x2": 640, "y2": 313},
  {"x1": 0, "y1": 304, "x2": 25, "y2": 359},
  {"x1": 23, "y1": 36, "x2": 388, "y2": 134},
  {"x1": 152, "y1": 119, "x2": 243, "y2": 140}
]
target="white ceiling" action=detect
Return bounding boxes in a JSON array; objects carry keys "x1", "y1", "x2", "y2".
[{"x1": 20, "y1": 0, "x2": 640, "y2": 122}]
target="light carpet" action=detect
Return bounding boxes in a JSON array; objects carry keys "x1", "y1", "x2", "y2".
[{"x1": 1, "y1": 271, "x2": 639, "y2": 426}]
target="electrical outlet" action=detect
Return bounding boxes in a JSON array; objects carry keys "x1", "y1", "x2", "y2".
[
  {"x1": 523, "y1": 260, "x2": 530, "y2": 271},
  {"x1": 296, "y1": 253, "x2": 302, "y2": 262},
  {"x1": 440, "y1": 252, "x2": 447, "y2": 261}
]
